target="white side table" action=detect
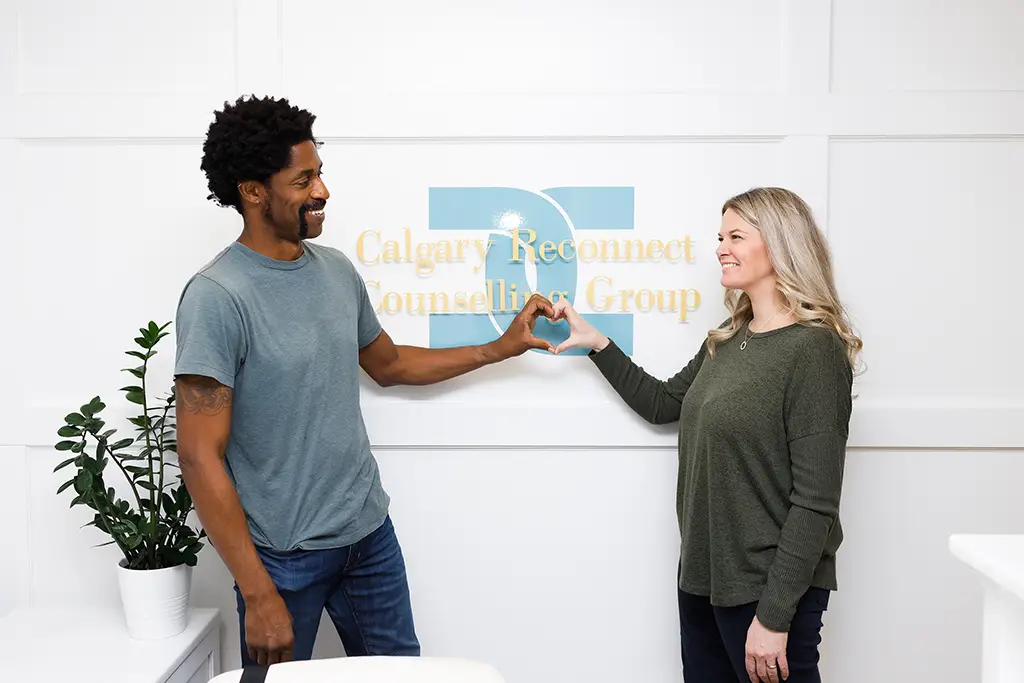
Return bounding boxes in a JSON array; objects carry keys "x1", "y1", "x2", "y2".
[
  {"x1": 0, "y1": 604, "x2": 220, "y2": 682},
  {"x1": 949, "y1": 534, "x2": 1024, "y2": 683},
  {"x1": 210, "y1": 656, "x2": 507, "y2": 682}
]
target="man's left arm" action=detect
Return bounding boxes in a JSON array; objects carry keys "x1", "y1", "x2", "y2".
[{"x1": 359, "y1": 293, "x2": 555, "y2": 387}]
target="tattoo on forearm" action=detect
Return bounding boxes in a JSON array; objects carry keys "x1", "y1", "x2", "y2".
[{"x1": 176, "y1": 377, "x2": 232, "y2": 415}]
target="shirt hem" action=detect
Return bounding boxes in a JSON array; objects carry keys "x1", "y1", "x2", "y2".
[{"x1": 251, "y1": 505, "x2": 391, "y2": 552}]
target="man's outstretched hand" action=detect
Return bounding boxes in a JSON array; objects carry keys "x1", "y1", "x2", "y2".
[{"x1": 492, "y1": 293, "x2": 556, "y2": 358}]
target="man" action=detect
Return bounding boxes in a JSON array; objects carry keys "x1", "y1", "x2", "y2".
[{"x1": 174, "y1": 95, "x2": 554, "y2": 667}]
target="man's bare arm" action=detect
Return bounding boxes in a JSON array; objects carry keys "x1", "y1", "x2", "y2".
[
  {"x1": 175, "y1": 375, "x2": 275, "y2": 601},
  {"x1": 359, "y1": 293, "x2": 555, "y2": 387}
]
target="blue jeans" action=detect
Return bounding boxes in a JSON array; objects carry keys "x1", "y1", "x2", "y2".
[{"x1": 234, "y1": 515, "x2": 420, "y2": 664}]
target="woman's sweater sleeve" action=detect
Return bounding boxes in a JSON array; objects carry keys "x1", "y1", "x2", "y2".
[
  {"x1": 756, "y1": 332, "x2": 854, "y2": 632},
  {"x1": 588, "y1": 339, "x2": 708, "y2": 425}
]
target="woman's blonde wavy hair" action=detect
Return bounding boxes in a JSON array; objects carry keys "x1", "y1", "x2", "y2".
[{"x1": 706, "y1": 187, "x2": 863, "y2": 373}]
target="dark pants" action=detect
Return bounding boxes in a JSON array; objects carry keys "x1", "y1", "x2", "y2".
[
  {"x1": 235, "y1": 515, "x2": 420, "y2": 664},
  {"x1": 678, "y1": 586, "x2": 829, "y2": 683}
]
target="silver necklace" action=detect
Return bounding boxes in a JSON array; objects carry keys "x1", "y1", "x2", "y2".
[{"x1": 740, "y1": 310, "x2": 781, "y2": 350}]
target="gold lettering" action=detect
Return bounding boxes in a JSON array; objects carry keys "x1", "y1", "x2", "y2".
[
  {"x1": 435, "y1": 240, "x2": 453, "y2": 266},
  {"x1": 415, "y1": 241, "x2": 435, "y2": 275},
  {"x1": 428, "y1": 292, "x2": 449, "y2": 313},
  {"x1": 679, "y1": 288, "x2": 701, "y2": 321},
  {"x1": 647, "y1": 239, "x2": 664, "y2": 260},
  {"x1": 498, "y1": 279, "x2": 509, "y2": 311},
  {"x1": 579, "y1": 239, "x2": 598, "y2": 262},
  {"x1": 510, "y1": 228, "x2": 537, "y2": 263},
  {"x1": 587, "y1": 275, "x2": 612, "y2": 312},
  {"x1": 470, "y1": 292, "x2": 487, "y2": 313},
  {"x1": 538, "y1": 240, "x2": 557, "y2": 263},
  {"x1": 382, "y1": 239, "x2": 401, "y2": 264},
  {"x1": 486, "y1": 280, "x2": 497, "y2": 312},
  {"x1": 636, "y1": 289, "x2": 654, "y2": 312},
  {"x1": 356, "y1": 231, "x2": 380, "y2": 265},
  {"x1": 618, "y1": 288, "x2": 634, "y2": 312},
  {"x1": 473, "y1": 239, "x2": 493, "y2": 272},
  {"x1": 558, "y1": 240, "x2": 575, "y2": 261},
  {"x1": 657, "y1": 290, "x2": 676, "y2": 313},
  {"x1": 404, "y1": 293, "x2": 425, "y2": 314},
  {"x1": 383, "y1": 291, "x2": 402, "y2": 314}
]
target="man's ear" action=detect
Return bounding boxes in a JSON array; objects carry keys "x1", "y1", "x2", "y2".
[{"x1": 237, "y1": 180, "x2": 264, "y2": 206}]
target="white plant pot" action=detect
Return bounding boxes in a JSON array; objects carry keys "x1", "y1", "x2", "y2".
[{"x1": 116, "y1": 559, "x2": 193, "y2": 640}]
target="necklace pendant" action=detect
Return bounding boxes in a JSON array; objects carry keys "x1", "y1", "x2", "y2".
[{"x1": 740, "y1": 340, "x2": 747, "y2": 350}]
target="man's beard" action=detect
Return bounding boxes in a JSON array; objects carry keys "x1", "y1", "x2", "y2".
[
  {"x1": 298, "y1": 205, "x2": 309, "y2": 239},
  {"x1": 262, "y1": 198, "x2": 310, "y2": 240}
]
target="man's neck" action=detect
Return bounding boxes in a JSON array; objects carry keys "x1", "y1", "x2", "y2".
[{"x1": 238, "y1": 222, "x2": 304, "y2": 262}]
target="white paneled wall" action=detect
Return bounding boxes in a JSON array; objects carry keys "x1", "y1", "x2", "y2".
[{"x1": 3, "y1": 1, "x2": 1024, "y2": 682}]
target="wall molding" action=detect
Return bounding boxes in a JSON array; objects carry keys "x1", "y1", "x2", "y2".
[{"x1": 9, "y1": 91, "x2": 1024, "y2": 140}]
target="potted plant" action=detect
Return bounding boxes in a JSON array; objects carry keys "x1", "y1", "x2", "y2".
[{"x1": 52, "y1": 321, "x2": 206, "y2": 640}]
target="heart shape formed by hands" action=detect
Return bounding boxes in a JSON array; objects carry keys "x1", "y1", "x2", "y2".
[{"x1": 495, "y1": 294, "x2": 609, "y2": 357}]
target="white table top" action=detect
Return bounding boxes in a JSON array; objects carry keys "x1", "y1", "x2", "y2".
[
  {"x1": 210, "y1": 656, "x2": 507, "y2": 683},
  {"x1": 0, "y1": 603, "x2": 219, "y2": 682},
  {"x1": 949, "y1": 533, "x2": 1024, "y2": 602}
]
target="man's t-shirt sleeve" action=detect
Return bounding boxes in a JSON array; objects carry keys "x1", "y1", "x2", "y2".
[
  {"x1": 174, "y1": 275, "x2": 246, "y2": 389},
  {"x1": 354, "y1": 271, "x2": 383, "y2": 349}
]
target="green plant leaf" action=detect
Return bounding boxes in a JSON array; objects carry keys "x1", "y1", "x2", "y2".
[
  {"x1": 56, "y1": 479, "x2": 75, "y2": 495},
  {"x1": 125, "y1": 390, "x2": 145, "y2": 405},
  {"x1": 57, "y1": 426, "x2": 81, "y2": 438},
  {"x1": 81, "y1": 397, "x2": 104, "y2": 418},
  {"x1": 161, "y1": 493, "x2": 177, "y2": 516},
  {"x1": 125, "y1": 350, "x2": 147, "y2": 360},
  {"x1": 55, "y1": 440, "x2": 76, "y2": 451},
  {"x1": 70, "y1": 441, "x2": 85, "y2": 453},
  {"x1": 80, "y1": 456, "x2": 103, "y2": 476},
  {"x1": 64, "y1": 413, "x2": 85, "y2": 427},
  {"x1": 74, "y1": 470, "x2": 93, "y2": 494},
  {"x1": 112, "y1": 519, "x2": 138, "y2": 536},
  {"x1": 110, "y1": 438, "x2": 134, "y2": 450},
  {"x1": 53, "y1": 457, "x2": 76, "y2": 472}
]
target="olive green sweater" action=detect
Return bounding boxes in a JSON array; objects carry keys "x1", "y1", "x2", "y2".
[{"x1": 590, "y1": 322, "x2": 852, "y2": 632}]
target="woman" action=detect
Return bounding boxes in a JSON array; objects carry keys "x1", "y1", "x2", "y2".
[{"x1": 551, "y1": 187, "x2": 861, "y2": 683}]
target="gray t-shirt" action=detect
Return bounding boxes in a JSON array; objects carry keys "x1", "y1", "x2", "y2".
[{"x1": 173, "y1": 240, "x2": 389, "y2": 551}]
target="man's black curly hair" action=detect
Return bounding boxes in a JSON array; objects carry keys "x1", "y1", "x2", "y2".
[{"x1": 200, "y1": 95, "x2": 320, "y2": 213}]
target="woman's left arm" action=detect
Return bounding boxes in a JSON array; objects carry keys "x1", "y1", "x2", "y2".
[{"x1": 757, "y1": 332, "x2": 854, "y2": 633}]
